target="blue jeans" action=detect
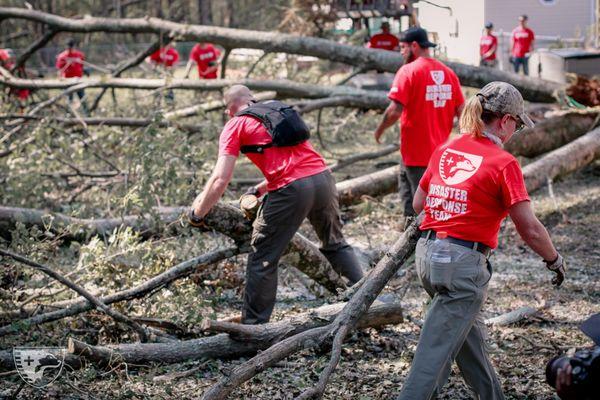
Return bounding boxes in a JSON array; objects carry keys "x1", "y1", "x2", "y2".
[{"x1": 512, "y1": 56, "x2": 529, "y2": 75}]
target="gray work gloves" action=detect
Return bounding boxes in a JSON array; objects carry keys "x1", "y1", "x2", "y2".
[{"x1": 545, "y1": 253, "x2": 566, "y2": 287}]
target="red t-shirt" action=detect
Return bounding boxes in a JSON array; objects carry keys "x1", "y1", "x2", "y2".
[
  {"x1": 56, "y1": 49, "x2": 85, "y2": 78},
  {"x1": 418, "y1": 134, "x2": 530, "y2": 249},
  {"x1": 0, "y1": 49, "x2": 12, "y2": 68},
  {"x1": 511, "y1": 27, "x2": 535, "y2": 58},
  {"x1": 149, "y1": 47, "x2": 179, "y2": 67},
  {"x1": 480, "y1": 34, "x2": 498, "y2": 60},
  {"x1": 219, "y1": 115, "x2": 328, "y2": 192},
  {"x1": 388, "y1": 57, "x2": 465, "y2": 167},
  {"x1": 189, "y1": 43, "x2": 221, "y2": 79},
  {"x1": 368, "y1": 33, "x2": 400, "y2": 51}
]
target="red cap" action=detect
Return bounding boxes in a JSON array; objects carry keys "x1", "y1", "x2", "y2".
[{"x1": 437, "y1": 231, "x2": 448, "y2": 239}]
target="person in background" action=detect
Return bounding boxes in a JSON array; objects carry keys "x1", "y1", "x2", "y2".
[
  {"x1": 480, "y1": 22, "x2": 498, "y2": 68},
  {"x1": 399, "y1": 81, "x2": 565, "y2": 400},
  {"x1": 56, "y1": 38, "x2": 88, "y2": 113},
  {"x1": 511, "y1": 15, "x2": 535, "y2": 75},
  {"x1": 184, "y1": 42, "x2": 221, "y2": 79},
  {"x1": 367, "y1": 21, "x2": 400, "y2": 51},
  {"x1": 373, "y1": 27, "x2": 464, "y2": 226},
  {"x1": 0, "y1": 48, "x2": 31, "y2": 111},
  {"x1": 147, "y1": 43, "x2": 180, "y2": 102}
]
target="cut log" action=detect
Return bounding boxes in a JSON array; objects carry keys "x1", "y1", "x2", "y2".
[
  {"x1": 485, "y1": 305, "x2": 543, "y2": 327},
  {"x1": 201, "y1": 218, "x2": 421, "y2": 400},
  {"x1": 0, "y1": 247, "x2": 240, "y2": 337},
  {"x1": 0, "y1": 7, "x2": 560, "y2": 102},
  {"x1": 23, "y1": 301, "x2": 402, "y2": 370},
  {"x1": 337, "y1": 165, "x2": 400, "y2": 206},
  {"x1": 522, "y1": 126, "x2": 600, "y2": 193},
  {"x1": 505, "y1": 110, "x2": 599, "y2": 157}
]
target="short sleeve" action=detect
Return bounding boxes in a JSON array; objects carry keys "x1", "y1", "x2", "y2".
[
  {"x1": 213, "y1": 46, "x2": 221, "y2": 59},
  {"x1": 500, "y1": 160, "x2": 530, "y2": 208},
  {"x1": 388, "y1": 67, "x2": 411, "y2": 106},
  {"x1": 218, "y1": 118, "x2": 243, "y2": 157},
  {"x1": 419, "y1": 166, "x2": 433, "y2": 192}
]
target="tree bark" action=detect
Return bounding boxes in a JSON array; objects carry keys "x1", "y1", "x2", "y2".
[
  {"x1": 504, "y1": 110, "x2": 599, "y2": 158},
  {"x1": 336, "y1": 164, "x2": 400, "y2": 206},
  {"x1": 61, "y1": 300, "x2": 402, "y2": 369},
  {"x1": 330, "y1": 144, "x2": 398, "y2": 172},
  {"x1": 0, "y1": 6, "x2": 560, "y2": 102},
  {"x1": 11, "y1": 29, "x2": 57, "y2": 71}
]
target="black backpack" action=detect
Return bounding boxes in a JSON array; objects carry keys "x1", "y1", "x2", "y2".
[{"x1": 235, "y1": 100, "x2": 310, "y2": 154}]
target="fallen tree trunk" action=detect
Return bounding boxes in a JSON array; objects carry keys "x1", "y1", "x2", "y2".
[
  {"x1": 0, "y1": 301, "x2": 403, "y2": 371},
  {"x1": 0, "y1": 73, "x2": 388, "y2": 106},
  {"x1": 201, "y1": 218, "x2": 421, "y2": 400},
  {"x1": 330, "y1": 143, "x2": 399, "y2": 172},
  {"x1": 485, "y1": 305, "x2": 544, "y2": 327},
  {"x1": 0, "y1": 114, "x2": 206, "y2": 132},
  {"x1": 337, "y1": 164, "x2": 400, "y2": 206},
  {"x1": 0, "y1": 7, "x2": 560, "y2": 102},
  {"x1": 522, "y1": 126, "x2": 600, "y2": 193},
  {"x1": 505, "y1": 109, "x2": 599, "y2": 157}
]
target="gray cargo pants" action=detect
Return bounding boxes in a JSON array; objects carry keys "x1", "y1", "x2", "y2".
[
  {"x1": 397, "y1": 237, "x2": 504, "y2": 400},
  {"x1": 398, "y1": 163, "x2": 426, "y2": 217},
  {"x1": 242, "y1": 170, "x2": 364, "y2": 324}
]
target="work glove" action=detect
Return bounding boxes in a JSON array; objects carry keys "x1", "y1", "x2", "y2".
[
  {"x1": 187, "y1": 208, "x2": 206, "y2": 228},
  {"x1": 545, "y1": 253, "x2": 566, "y2": 287},
  {"x1": 239, "y1": 186, "x2": 261, "y2": 221}
]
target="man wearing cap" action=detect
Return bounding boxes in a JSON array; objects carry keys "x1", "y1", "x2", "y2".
[
  {"x1": 373, "y1": 26, "x2": 464, "y2": 224},
  {"x1": 56, "y1": 38, "x2": 88, "y2": 112},
  {"x1": 367, "y1": 21, "x2": 399, "y2": 52},
  {"x1": 399, "y1": 81, "x2": 565, "y2": 400},
  {"x1": 511, "y1": 15, "x2": 535, "y2": 75},
  {"x1": 480, "y1": 22, "x2": 498, "y2": 68},
  {"x1": 188, "y1": 85, "x2": 364, "y2": 324}
]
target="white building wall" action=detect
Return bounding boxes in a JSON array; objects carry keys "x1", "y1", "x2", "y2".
[
  {"x1": 416, "y1": 0, "x2": 485, "y2": 65},
  {"x1": 484, "y1": 0, "x2": 595, "y2": 38},
  {"x1": 416, "y1": 0, "x2": 594, "y2": 67}
]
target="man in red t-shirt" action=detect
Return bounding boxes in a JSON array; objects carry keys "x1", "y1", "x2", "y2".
[
  {"x1": 184, "y1": 43, "x2": 221, "y2": 79},
  {"x1": 367, "y1": 22, "x2": 399, "y2": 52},
  {"x1": 373, "y1": 27, "x2": 464, "y2": 221},
  {"x1": 188, "y1": 85, "x2": 364, "y2": 324},
  {"x1": 56, "y1": 38, "x2": 87, "y2": 112},
  {"x1": 398, "y1": 82, "x2": 565, "y2": 400},
  {"x1": 480, "y1": 22, "x2": 498, "y2": 68},
  {"x1": 511, "y1": 15, "x2": 535, "y2": 75},
  {"x1": 0, "y1": 48, "x2": 31, "y2": 108},
  {"x1": 148, "y1": 45, "x2": 180, "y2": 68}
]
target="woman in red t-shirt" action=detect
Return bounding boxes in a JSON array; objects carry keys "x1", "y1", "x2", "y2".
[{"x1": 397, "y1": 82, "x2": 566, "y2": 400}]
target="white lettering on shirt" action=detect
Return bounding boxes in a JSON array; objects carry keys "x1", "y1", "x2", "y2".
[
  {"x1": 426, "y1": 70, "x2": 452, "y2": 108},
  {"x1": 426, "y1": 183, "x2": 469, "y2": 221}
]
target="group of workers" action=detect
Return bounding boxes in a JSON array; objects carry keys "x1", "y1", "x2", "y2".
[
  {"x1": 365, "y1": 15, "x2": 536, "y2": 76},
  {"x1": 188, "y1": 24, "x2": 565, "y2": 399}
]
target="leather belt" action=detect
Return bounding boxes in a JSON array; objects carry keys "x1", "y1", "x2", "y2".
[{"x1": 420, "y1": 230, "x2": 491, "y2": 257}]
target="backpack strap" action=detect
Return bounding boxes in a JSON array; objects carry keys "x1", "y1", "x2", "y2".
[{"x1": 240, "y1": 143, "x2": 273, "y2": 154}]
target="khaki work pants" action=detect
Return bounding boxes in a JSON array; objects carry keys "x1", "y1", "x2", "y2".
[
  {"x1": 242, "y1": 170, "x2": 364, "y2": 324},
  {"x1": 397, "y1": 237, "x2": 505, "y2": 400}
]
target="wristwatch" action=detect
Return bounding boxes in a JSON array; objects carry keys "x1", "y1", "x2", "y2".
[{"x1": 188, "y1": 208, "x2": 205, "y2": 227}]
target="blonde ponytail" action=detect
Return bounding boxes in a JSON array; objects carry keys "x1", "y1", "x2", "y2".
[{"x1": 459, "y1": 95, "x2": 485, "y2": 138}]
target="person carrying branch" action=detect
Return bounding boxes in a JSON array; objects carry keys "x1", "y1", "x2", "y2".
[
  {"x1": 188, "y1": 85, "x2": 364, "y2": 324},
  {"x1": 56, "y1": 38, "x2": 88, "y2": 113},
  {"x1": 399, "y1": 82, "x2": 566, "y2": 400},
  {"x1": 373, "y1": 27, "x2": 464, "y2": 226},
  {"x1": 184, "y1": 42, "x2": 221, "y2": 79}
]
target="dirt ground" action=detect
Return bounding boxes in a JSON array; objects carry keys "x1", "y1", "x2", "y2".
[{"x1": 1, "y1": 74, "x2": 598, "y2": 399}]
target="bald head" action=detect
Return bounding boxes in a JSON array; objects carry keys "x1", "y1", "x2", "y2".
[{"x1": 225, "y1": 85, "x2": 254, "y2": 105}]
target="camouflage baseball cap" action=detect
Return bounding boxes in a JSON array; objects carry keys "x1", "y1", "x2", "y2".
[{"x1": 477, "y1": 81, "x2": 535, "y2": 129}]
